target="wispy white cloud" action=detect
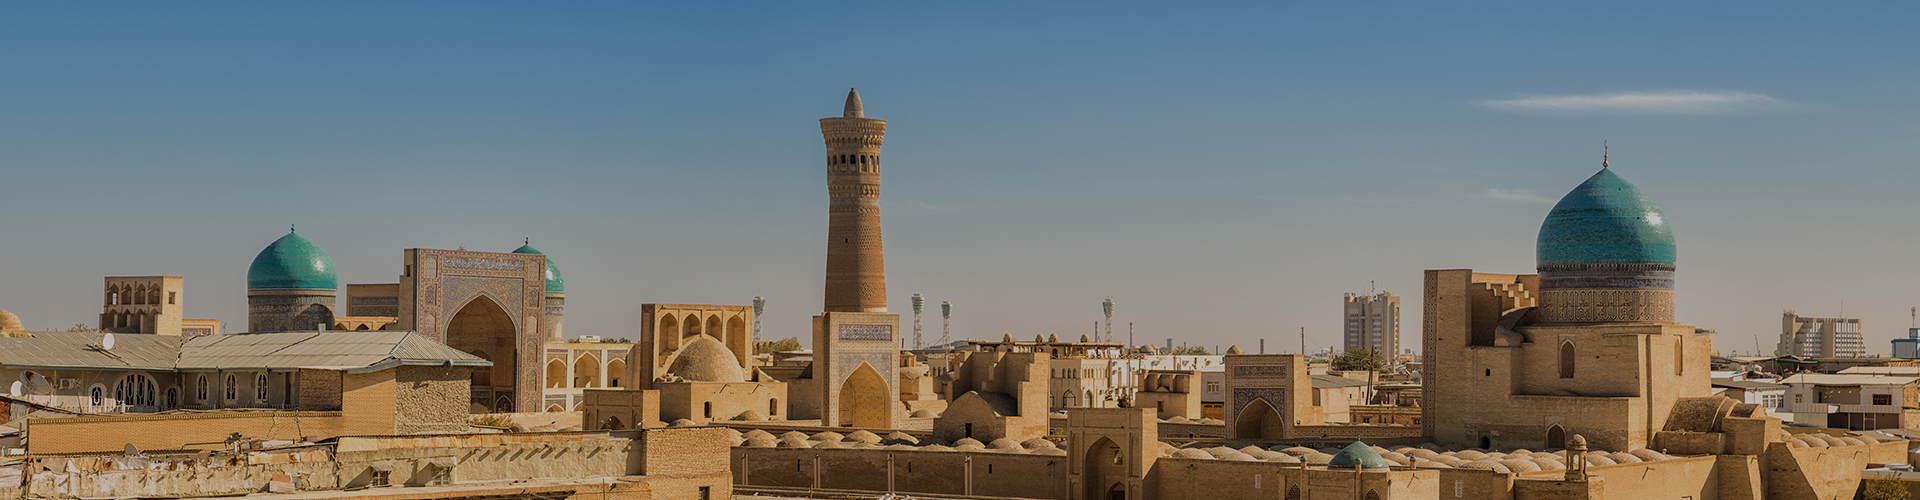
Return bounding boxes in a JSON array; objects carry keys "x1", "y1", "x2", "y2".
[
  {"x1": 1475, "y1": 90, "x2": 1791, "y2": 115},
  {"x1": 1479, "y1": 188, "x2": 1552, "y2": 203},
  {"x1": 1408, "y1": 165, "x2": 1490, "y2": 176}
]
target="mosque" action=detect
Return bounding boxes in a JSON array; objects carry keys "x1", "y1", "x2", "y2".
[{"x1": 726, "y1": 157, "x2": 1909, "y2": 500}]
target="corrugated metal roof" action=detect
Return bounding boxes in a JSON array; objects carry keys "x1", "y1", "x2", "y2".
[
  {"x1": 1711, "y1": 379, "x2": 1788, "y2": 390},
  {"x1": 1778, "y1": 373, "x2": 1920, "y2": 386},
  {"x1": 0, "y1": 331, "x2": 181, "y2": 371},
  {"x1": 0, "y1": 331, "x2": 487, "y2": 373},
  {"x1": 179, "y1": 331, "x2": 488, "y2": 371}
]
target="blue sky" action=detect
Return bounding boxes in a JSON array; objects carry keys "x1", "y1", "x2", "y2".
[{"x1": 3, "y1": 2, "x2": 1916, "y2": 355}]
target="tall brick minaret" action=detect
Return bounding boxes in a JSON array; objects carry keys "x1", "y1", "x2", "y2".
[{"x1": 820, "y1": 88, "x2": 888, "y2": 313}]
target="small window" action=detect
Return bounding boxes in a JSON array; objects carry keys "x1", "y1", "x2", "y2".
[
  {"x1": 371, "y1": 470, "x2": 390, "y2": 487},
  {"x1": 90, "y1": 386, "x2": 104, "y2": 408},
  {"x1": 197, "y1": 374, "x2": 209, "y2": 401},
  {"x1": 225, "y1": 374, "x2": 238, "y2": 401},
  {"x1": 1874, "y1": 394, "x2": 1893, "y2": 405},
  {"x1": 697, "y1": 486, "x2": 711, "y2": 500},
  {"x1": 703, "y1": 401, "x2": 713, "y2": 418},
  {"x1": 257, "y1": 374, "x2": 270, "y2": 401},
  {"x1": 168, "y1": 292, "x2": 176, "y2": 305}
]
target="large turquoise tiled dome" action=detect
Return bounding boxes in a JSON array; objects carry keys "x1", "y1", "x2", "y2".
[
  {"x1": 512, "y1": 243, "x2": 565, "y2": 293},
  {"x1": 1536, "y1": 168, "x2": 1676, "y2": 270},
  {"x1": 247, "y1": 229, "x2": 337, "y2": 290}
]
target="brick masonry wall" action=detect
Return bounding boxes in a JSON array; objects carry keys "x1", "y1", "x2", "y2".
[
  {"x1": 28, "y1": 411, "x2": 342, "y2": 455},
  {"x1": 300, "y1": 369, "x2": 343, "y2": 410},
  {"x1": 733, "y1": 447, "x2": 1066, "y2": 499},
  {"x1": 637, "y1": 427, "x2": 729, "y2": 476},
  {"x1": 341, "y1": 370, "x2": 397, "y2": 435}
]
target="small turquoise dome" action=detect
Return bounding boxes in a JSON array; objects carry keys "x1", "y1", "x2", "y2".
[
  {"x1": 511, "y1": 243, "x2": 565, "y2": 293},
  {"x1": 247, "y1": 229, "x2": 337, "y2": 290},
  {"x1": 1327, "y1": 442, "x2": 1393, "y2": 470},
  {"x1": 1536, "y1": 168, "x2": 1676, "y2": 270}
]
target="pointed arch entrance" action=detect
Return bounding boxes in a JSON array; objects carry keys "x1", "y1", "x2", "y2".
[
  {"x1": 446, "y1": 295, "x2": 518, "y2": 412},
  {"x1": 1084, "y1": 437, "x2": 1128, "y2": 500},
  {"x1": 1547, "y1": 425, "x2": 1567, "y2": 449},
  {"x1": 1235, "y1": 398, "x2": 1285, "y2": 439},
  {"x1": 838, "y1": 362, "x2": 890, "y2": 428}
]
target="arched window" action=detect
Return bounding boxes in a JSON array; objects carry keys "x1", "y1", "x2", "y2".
[
  {"x1": 1286, "y1": 485, "x2": 1302, "y2": 500},
  {"x1": 225, "y1": 374, "x2": 237, "y2": 401},
  {"x1": 115, "y1": 373, "x2": 158, "y2": 409},
  {"x1": 90, "y1": 386, "x2": 104, "y2": 409},
  {"x1": 256, "y1": 374, "x2": 270, "y2": 402},
  {"x1": 770, "y1": 398, "x2": 779, "y2": 416},
  {"x1": 196, "y1": 374, "x2": 208, "y2": 401},
  {"x1": 1064, "y1": 390, "x2": 1078, "y2": 407},
  {"x1": 1559, "y1": 342, "x2": 1575, "y2": 379},
  {"x1": 165, "y1": 387, "x2": 178, "y2": 409}
]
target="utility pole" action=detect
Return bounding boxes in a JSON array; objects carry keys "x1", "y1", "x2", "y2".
[
  {"x1": 1128, "y1": 322, "x2": 1134, "y2": 348},
  {"x1": 1300, "y1": 327, "x2": 1306, "y2": 357}
]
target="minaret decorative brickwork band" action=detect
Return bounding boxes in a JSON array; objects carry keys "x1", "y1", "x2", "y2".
[{"x1": 820, "y1": 88, "x2": 889, "y2": 313}]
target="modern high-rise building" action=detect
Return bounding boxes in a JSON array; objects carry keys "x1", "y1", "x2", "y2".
[
  {"x1": 1342, "y1": 292, "x2": 1399, "y2": 360},
  {"x1": 1776, "y1": 312, "x2": 1865, "y2": 358}
]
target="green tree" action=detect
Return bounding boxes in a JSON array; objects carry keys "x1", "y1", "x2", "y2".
[
  {"x1": 755, "y1": 337, "x2": 803, "y2": 354},
  {"x1": 1867, "y1": 480, "x2": 1911, "y2": 500},
  {"x1": 1331, "y1": 348, "x2": 1386, "y2": 372},
  {"x1": 1170, "y1": 345, "x2": 1210, "y2": 355},
  {"x1": 1116, "y1": 394, "x2": 1133, "y2": 408},
  {"x1": 66, "y1": 323, "x2": 96, "y2": 333}
]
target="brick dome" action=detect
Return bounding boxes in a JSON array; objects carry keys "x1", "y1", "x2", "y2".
[
  {"x1": 0, "y1": 309, "x2": 22, "y2": 331},
  {"x1": 668, "y1": 336, "x2": 743, "y2": 382}
]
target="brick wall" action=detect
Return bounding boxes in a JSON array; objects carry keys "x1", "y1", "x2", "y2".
[
  {"x1": 301, "y1": 369, "x2": 343, "y2": 410},
  {"x1": 27, "y1": 411, "x2": 342, "y2": 455},
  {"x1": 636, "y1": 427, "x2": 728, "y2": 476},
  {"x1": 341, "y1": 370, "x2": 397, "y2": 435}
]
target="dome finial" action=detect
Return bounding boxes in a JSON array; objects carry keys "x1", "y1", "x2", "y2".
[
  {"x1": 844, "y1": 88, "x2": 863, "y2": 118},
  {"x1": 1602, "y1": 140, "x2": 1609, "y2": 169},
  {"x1": 290, "y1": 224, "x2": 295, "y2": 233}
]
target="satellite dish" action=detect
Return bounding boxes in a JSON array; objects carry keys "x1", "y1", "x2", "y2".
[
  {"x1": 124, "y1": 443, "x2": 140, "y2": 456},
  {"x1": 8, "y1": 381, "x2": 20, "y2": 398},
  {"x1": 102, "y1": 333, "x2": 116, "y2": 351}
]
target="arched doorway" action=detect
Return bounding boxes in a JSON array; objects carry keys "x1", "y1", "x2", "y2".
[
  {"x1": 546, "y1": 359, "x2": 567, "y2": 388},
  {"x1": 1084, "y1": 437, "x2": 1127, "y2": 500},
  {"x1": 727, "y1": 316, "x2": 746, "y2": 343},
  {"x1": 1235, "y1": 399, "x2": 1284, "y2": 439},
  {"x1": 574, "y1": 353, "x2": 601, "y2": 388},
  {"x1": 606, "y1": 358, "x2": 627, "y2": 388},
  {"x1": 659, "y1": 314, "x2": 681, "y2": 363},
  {"x1": 446, "y1": 296, "x2": 518, "y2": 412},
  {"x1": 838, "y1": 362, "x2": 890, "y2": 428},
  {"x1": 1547, "y1": 425, "x2": 1567, "y2": 449}
]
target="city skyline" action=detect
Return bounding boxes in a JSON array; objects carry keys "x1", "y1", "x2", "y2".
[{"x1": 3, "y1": 2, "x2": 1917, "y2": 355}]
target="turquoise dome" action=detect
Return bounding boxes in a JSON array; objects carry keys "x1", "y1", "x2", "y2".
[
  {"x1": 1536, "y1": 168, "x2": 1676, "y2": 270},
  {"x1": 1327, "y1": 442, "x2": 1393, "y2": 470},
  {"x1": 247, "y1": 230, "x2": 337, "y2": 290},
  {"x1": 511, "y1": 243, "x2": 565, "y2": 293}
]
